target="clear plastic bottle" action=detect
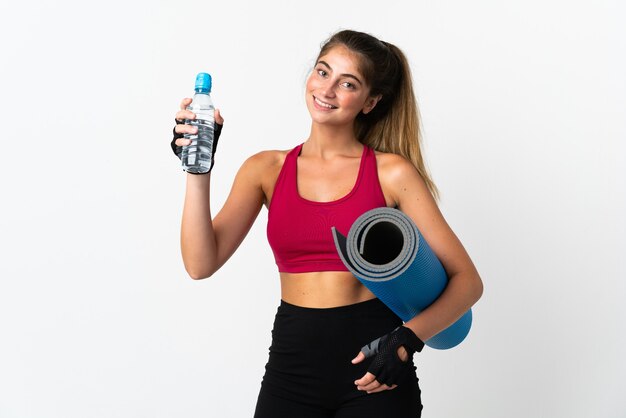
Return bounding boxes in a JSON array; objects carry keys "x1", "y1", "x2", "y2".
[{"x1": 182, "y1": 72, "x2": 215, "y2": 174}]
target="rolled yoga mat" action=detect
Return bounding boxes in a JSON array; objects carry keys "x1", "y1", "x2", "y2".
[{"x1": 332, "y1": 207, "x2": 472, "y2": 349}]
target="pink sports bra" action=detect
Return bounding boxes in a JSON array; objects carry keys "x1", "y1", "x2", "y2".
[{"x1": 267, "y1": 143, "x2": 387, "y2": 273}]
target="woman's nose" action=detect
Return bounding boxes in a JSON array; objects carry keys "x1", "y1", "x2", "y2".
[{"x1": 319, "y1": 79, "x2": 337, "y2": 98}]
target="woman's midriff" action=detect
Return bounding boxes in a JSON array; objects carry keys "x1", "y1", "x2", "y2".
[{"x1": 279, "y1": 271, "x2": 376, "y2": 308}]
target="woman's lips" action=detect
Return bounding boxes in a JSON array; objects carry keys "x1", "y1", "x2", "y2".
[{"x1": 313, "y1": 96, "x2": 337, "y2": 109}]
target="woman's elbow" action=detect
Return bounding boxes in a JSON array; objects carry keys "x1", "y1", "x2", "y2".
[
  {"x1": 184, "y1": 263, "x2": 217, "y2": 280},
  {"x1": 188, "y1": 270, "x2": 212, "y2": 280},
  {"x1": 471, "y1": 273, "x2": 484, "y2": 303}
]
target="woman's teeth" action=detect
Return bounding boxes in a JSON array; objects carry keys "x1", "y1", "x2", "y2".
[{"x1": 314, "y1": 97, "x2": 336, "y2": 109}]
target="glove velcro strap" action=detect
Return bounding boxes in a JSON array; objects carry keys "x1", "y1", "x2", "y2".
[{"x1": 361, "y1": 326, "x2": 424, "y2": 358}]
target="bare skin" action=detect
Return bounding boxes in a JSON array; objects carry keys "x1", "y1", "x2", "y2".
[{"x1": 174, "y1": 45, "x2": 483, "y2": 394}]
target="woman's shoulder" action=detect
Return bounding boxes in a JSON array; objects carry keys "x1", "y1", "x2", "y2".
[
  {"x1": 242, "y1": 148, "x2": 292, "y2": 170},
  {"x1": 373, "y1": 149, "x2": 432, "y2": 205},
  {"x1": 236, "y1": 147, "x2": 296, "y2": 186},
  {"x1": 373, "y1": 150, "x2": 417, "y2": 180}
]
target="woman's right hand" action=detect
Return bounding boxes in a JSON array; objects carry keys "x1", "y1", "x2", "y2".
[
  {"x1": 173, "y1": 97, "x2": 197, "y2": 147},
  {"x1": 171, "y1": 98, "x2": 224, "y2": 160}
]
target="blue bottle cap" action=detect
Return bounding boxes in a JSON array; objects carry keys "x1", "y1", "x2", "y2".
[{"x1": 194, "y1": 72, "x2": 212, "y2": 93}]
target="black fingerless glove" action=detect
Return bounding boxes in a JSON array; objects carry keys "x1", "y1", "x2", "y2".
[
  {"x1": 171, "y1": 119, "x2": 223, "y2": 173},
  {"x1": 361, "y1": 326, "x2": 425, "y2": 386}
]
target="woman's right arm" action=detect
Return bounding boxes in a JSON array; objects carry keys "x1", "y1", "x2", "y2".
[{"x1": 174, "y1": 99, "x2": 266, "y2": 279}]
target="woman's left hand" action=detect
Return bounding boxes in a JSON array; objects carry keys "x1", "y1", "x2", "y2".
[
  {"x1": 351, "y1": 346, "x2": 408, "y2": 393},
  {"x1": 351, "y1": 326, "x2": 423, "y2": 393}
]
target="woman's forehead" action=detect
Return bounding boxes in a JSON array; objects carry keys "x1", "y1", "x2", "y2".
[{"x1": 317, "y1": 45, "x2": 365, "y2": 74}]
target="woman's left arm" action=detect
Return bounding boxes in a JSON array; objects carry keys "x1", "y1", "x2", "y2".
[
  {"x1": 353, "y1": 154, "x2": 484, "y2": 393},
  {"x1": 380, "y1": 154, "x2": 483, "y2": 341}
]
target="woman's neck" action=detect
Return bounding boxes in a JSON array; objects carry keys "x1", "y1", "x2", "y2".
[{"x1": 304, "y1": 123, "x2": 362, "y2": 158}]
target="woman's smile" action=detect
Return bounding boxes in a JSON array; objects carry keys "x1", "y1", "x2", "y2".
[{"x1": 312, "y1": 95, "x2": 338, "y2": 110}]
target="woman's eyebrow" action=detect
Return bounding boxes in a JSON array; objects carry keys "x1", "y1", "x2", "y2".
[{"x1": 317, "y1": 60, "x2": 363, "y2": 85}]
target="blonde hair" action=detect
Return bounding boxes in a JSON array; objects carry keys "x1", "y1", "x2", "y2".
[{"x1": 318, "y1": 30, "x2": 439, "y2": 200}]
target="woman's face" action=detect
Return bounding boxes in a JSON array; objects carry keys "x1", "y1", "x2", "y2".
[{"x1": 305, "y1": 45, "x2": 380, "y2": 128}]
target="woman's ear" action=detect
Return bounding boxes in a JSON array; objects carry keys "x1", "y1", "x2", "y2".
[{"x1": 362, "y1": 94, "x2": 382, "y2": 114}]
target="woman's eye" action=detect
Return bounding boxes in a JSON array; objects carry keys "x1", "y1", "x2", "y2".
[
  {"x1": 317, "y1": 69, "x2": 327, "y2": 77},
  {"x1": 341, "y1": 82, "x2": 355, "y2": 89}
]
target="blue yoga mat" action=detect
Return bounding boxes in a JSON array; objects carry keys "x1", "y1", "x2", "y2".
[{"x1": 332, "y1": 207, "x2": 472, "y2": 349}]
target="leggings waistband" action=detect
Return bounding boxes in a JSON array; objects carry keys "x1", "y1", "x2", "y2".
[{"x1": 277, "y1": 297, "x2": 394, "y2": 318}]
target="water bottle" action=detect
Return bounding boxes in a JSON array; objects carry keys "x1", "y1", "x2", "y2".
[{"x1": 182, "y1": 72, "x2": 215, "y2": 174}]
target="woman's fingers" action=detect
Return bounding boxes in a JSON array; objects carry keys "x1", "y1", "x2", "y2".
[
  {"x1": 179, "y1": 97, "x2": 192, "y2": 110},
  {"x1": 351, "y1": 351, "x2": 366, "y2": 364},
  {"x1": 176, "y1": 98, "x2": 196, "y2": 122},
  {"x1": 173, "y1": 123, "x2": 198, "y2": 147},
  {"x1": 357, "y1": 380, "x2": 381, "y2": 392},
  {"x1": 354, "y1": 372, "x2": 398, "y2": 393},
  {"x1": 355, "y1": 376, "x2": 397, "y2": 393},
  {"x1": 175, "y1": 109, "x2": 196, "y2": 122},
  {"x1": 367, "y1": 384, "x2": 397, "y2": 394},
  {"x1": 175, "y1": 105, "x2": 223, "y2": 125},
  {"x1": 174, "y1": 124, "x2": 198, "y2": 135},
  {"x1": 175, "y1": 138, "x2": 192, "y2": 147},
  {"x1": 173, "y1": 100, "x2": 222, "y2": 149},
  {"x1": 354, "y1": 372, "x2": 376, "y2": 387}
]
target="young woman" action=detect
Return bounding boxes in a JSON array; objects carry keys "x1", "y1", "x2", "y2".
[{"x1": 172, "y1": 30, "x2": 483, "y2": 418}]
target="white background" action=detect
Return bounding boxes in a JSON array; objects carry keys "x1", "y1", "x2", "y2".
[{"x1": 1, "y1": 1, "x2": 624, "y2": 417}]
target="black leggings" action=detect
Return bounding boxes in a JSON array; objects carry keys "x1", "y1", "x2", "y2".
[{"x1": 254, "y1": 298, "x2": 423, "y2": 418}]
